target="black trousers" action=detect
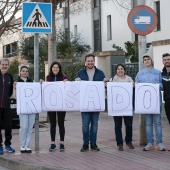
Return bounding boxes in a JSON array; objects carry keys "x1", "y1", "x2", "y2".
[
  {"x1": 113, "y1": 116, "x2": 133, "y2": 146},
  {"x1": 48, "y1": 111, "x2": 66, "y2": 142},
  {"x1": 164, "y1": 100, "x2": 170, "y2": 124},
  {"x1": 0, "y1": 108, "x2": 12, "y2": 146}
]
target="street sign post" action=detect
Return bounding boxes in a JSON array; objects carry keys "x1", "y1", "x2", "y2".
[
  {"x1": 128, "y1": 3, "x2": 158, "y2": 145},
  {"x1": 22, "y1": 2, "x2": 52, "y2": 34},
  {"x1": 22, "y1": 2, "x2": 52, "y2": 151},
  {"x1": 127, "y1": 5, "x2": 158, "y2": 36}
]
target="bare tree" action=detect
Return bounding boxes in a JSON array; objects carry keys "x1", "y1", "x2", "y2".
[{"x1": 0, "y1": 0, "x2": 26, "y2": 37}]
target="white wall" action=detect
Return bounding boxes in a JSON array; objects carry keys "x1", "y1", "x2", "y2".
[
  {"x1": 69, "y1": 0, "x2": 93, "y2": 50},
  {"x1": 153, "y1": 45, "x2": 170, "y2": 72},
  {"x1": 147, "y1": 0, "x2": 170, "y2": 43},
  {"x1": 101, "y1": 0, "x2": 131, "y2": 51}
]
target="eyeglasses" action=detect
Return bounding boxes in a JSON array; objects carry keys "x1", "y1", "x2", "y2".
[{"x1": 162, "y1": 53, "x2": 170, "y2": 57}]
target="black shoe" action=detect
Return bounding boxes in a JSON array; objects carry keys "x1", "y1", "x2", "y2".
[
  {"x1": 118, "y1": 144, "x2": 123, "y2": 151},
  {"x1": 80, "y1": 144, "x2": 89, "y2": 152},
  {"x1": 91, "y1": 144, "x2": 100, "y2": 151},
  {"x1": 126, "y1": 142, "x2": 134, "y2": 149}
]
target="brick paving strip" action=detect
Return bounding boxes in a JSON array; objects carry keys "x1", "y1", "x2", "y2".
[{"x1": 0, "y1": 112, "x2": 170, "y2": 170}]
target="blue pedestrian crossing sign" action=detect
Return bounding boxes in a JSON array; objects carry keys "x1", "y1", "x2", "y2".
[{"x1": 22, "y1": 2, "x2": 52, "y2": 34}]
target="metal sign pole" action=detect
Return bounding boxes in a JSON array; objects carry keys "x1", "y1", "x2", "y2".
[
  {"x1": 137, "y1": 0, "x2": 147, "y2": 146},
  {"x1": 34, "y1": 33, "x2": 39, "y2": 151}
]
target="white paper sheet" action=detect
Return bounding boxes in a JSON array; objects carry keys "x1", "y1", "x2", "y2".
[
  {"x1": 17, "y1": 82, "x2": 42, "y2": 114},
  {"x1": 107, "y1": 82, "x2": 133, "y2": 116},
  {"x1": 135, "y1": 83, "x2": 160, "y2": 114},
  {"x1": 80, "y1": 81, "x2": 105, "y2": 112},
  {"x1": 64, "y1": 81, "x2": 80, "y2": 111}
]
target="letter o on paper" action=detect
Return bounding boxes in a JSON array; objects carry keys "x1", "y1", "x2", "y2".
[{"x1": 136, "y1": 85, "x2": 158, "y2": 113}]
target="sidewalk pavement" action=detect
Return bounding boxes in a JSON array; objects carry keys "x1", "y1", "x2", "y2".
[{"x1": 0, "y1": 111, "x2": 170, "y2": 170}]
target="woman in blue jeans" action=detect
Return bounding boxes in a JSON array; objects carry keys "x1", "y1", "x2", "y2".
[
  {"x1": 17, "y1": 66, "x2": 35, "y2": 153},
  {"x1": 110, "y1": 64, "x2": 134, "y2": 151},
  {"x1": 135, "y1": 54, "x2": 166, "y2": 151}
]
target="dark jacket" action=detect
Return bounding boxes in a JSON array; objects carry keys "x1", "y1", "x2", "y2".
[
  {"x1": 17, "y1": 77, "x2": 33, "y2": 83},
  {"x1": 75, "y1": 66, "x2": 105, "y2": 81},
  {"x1": 0, "y1": 71, "x2": 13, "y2": 108},
  {"x1": 162, "y1": 67, "x2": 170, "y2": 101},
  {"x1": 46, "y1": 74, "x2": 67, "y2": 82}
]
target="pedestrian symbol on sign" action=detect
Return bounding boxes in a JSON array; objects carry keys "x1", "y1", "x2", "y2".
[{"x1": 24, "y1": 4, "x2": 50, "y2": 29}]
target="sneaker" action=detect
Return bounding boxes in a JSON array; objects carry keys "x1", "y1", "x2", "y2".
[
  {"x1": 127, "y1": 142, "x2": 134, "y2": 149},
  {"x1": 0, "y1": 146, "x2": 4, "y2": 155},
  {"x1": 157, "y1": 143, "x2": 166, "y2": 151},
  {"x1": 59, "y1": 143, "x2": 65, "y2": 152},
  {"x1": 143, "y1": 143, "x2": 154, "y2": 151},
  {"x1": 20, "y1": 146, "x2": 26, "y2": 153},
  {"x1": 49, "y1": 144, "x2": 56, "y2": 152},
  {"x1": 91, "y1": 144, "x2": 100, "y2": 151},
  {"x1": 25, "y1": 146, "x2": 32, "y2": 153},
  {"x1": 80, "y1": 144, "x2": 89, "y2": 152},
  {"x1": 5, "y1": 145, "x2": 15, "y2": 153},
  {"x1": 118, "y1": 144, "x2": 124, "y2": 151}
]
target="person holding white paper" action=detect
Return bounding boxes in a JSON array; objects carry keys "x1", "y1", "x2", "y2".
[
  {"x1": 16, "y1": 66, "x2": 35, "y2": 153},
  {"x1": 75, "y1": 54, "x2": 107, "y2": 152},
  {"x1": 46, "y1": 62, "x2": 67, "y2": 152},
  {"x1": 0, "y1": 58, "x2": 14, "y2": 154},
  {"x1": 135, "y1": 54, "x2": 166, "y2": 151},
  {"x1": 110, "y1": 64, "x2": 134, "y2": 151}
]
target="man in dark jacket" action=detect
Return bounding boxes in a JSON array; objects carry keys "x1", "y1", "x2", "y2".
[
  {"x1": 75, "y1": 54, "x2": 108, "y2": 152},
  {"x1": 162, "y1": 53, "x2": 170, "y2": 124},
  {"x1": 162, "y1": 53, "x2": 170, "y2": 151},
  {"x1": 0, "y1": 58, "x2": 15, "y2": 154}
]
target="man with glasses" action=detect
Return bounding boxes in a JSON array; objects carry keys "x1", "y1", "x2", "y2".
[{"x1": 162, "y1": 53, "x2": 170, "y2": 150}]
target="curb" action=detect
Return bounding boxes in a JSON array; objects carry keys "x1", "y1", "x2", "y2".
[{"x1": 0, "y1": 155, "x2": 71, "y2": 170}]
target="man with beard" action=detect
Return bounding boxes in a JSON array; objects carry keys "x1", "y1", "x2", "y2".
[
  {"x1": 162, "y1": 53, "x2": 170, "y2": 150},
  {"x1": 75, "y1": 54, "x2": 108, "y2": 152}
]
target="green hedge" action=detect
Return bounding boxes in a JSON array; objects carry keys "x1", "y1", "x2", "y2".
[{"x1": 62, "y1": 63, "x2": 84, "y2": 81}]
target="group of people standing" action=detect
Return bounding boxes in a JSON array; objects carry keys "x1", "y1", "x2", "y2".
[{"x1": 0, "y1": 52, "x2": 170, "y2": 154}]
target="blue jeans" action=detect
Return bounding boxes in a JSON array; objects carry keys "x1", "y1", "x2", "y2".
[
  {"x1": 19, "y1": 114, "x2": 36, "y2": 147},
  {"x1": 145, "y1": 109, "x2": 162, "y2": 144},
  {"x1": 81, "y1": 112, "x2": 99, "y2": 145}
]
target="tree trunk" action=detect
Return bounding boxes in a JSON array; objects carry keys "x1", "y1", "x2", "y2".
[
  {"x1": 46, "y1": 0, "x2": 57, "y2": 122},
  {"x1": 48, "y1": 0, "x2": 57, "y2": 70}
]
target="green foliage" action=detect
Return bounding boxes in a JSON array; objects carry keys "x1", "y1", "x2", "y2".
[
  {"x1": 8, "y1": 59, "x2": 20, "y2": 81},
  {"x1": 112, "y1": 44, "x2": 124, "y2": 51},
  {"x1": 57, "y1": 32, "x2": 91, "y2": 61},
  {"x1": 112, "y1": 41, "x2": 138, "y2": 62},
  {"x1": 62, "y1": 63, "x2": 84, "y2": 81},
  {"x1": 19, "y1": 35, "x2": 48, "y2": 78},
  {"x1": 124, "y1": 41, "x2": 138, "y2": 62}
]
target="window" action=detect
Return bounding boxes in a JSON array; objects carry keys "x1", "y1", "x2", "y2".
[
  {"x1": 94, "y1": 0, "x2": 99, "y2": 8},
  {"x1": 94, "y1": 19, "x2": 101, "y2": 51},
  {"x1": 3, "y1": 42, "x2": 18, "y2": 58},
  {"x1": 107, "y1": 15, "x2": 112, "y2": 40},
  {"x1": 74, "y1": 25, "x2": 77, "y2": 36},
  {"x1": 155, "y1": 1, "x2": 161, "y2": 31},
  {"x1": 64, "y1": 7, "x2": 68, "y2": 19}
]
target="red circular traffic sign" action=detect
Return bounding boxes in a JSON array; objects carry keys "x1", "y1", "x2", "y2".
[{"x1": 127, "y1": 5, "x2": 158, "y2": 36}]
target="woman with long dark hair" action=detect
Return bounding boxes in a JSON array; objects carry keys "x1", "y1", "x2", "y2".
[{"x1": 46, "y1": 62, "x2": 67, "y2": 152}]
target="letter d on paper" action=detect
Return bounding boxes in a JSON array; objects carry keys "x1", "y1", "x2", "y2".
[{"x1": 111, "y1": 86, "x2": 130, "y2": 111}]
